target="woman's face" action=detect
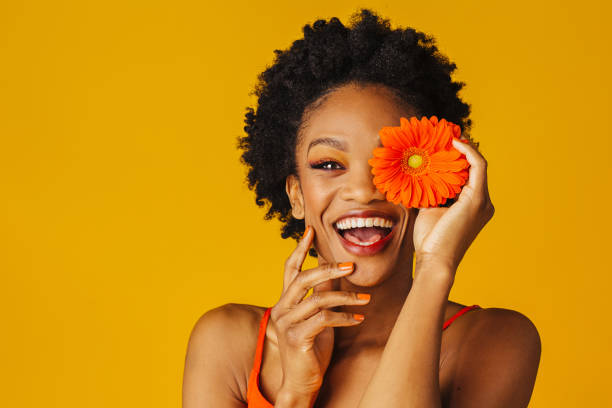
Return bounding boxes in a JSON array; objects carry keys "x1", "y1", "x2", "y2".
[{"x1": 287, "y1": 83, "x2": 419, "y2": 286}]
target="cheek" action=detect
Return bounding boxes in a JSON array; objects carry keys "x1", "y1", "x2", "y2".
[{"x1": 301, "y1": 178, "x2": 339, "y2": 215}]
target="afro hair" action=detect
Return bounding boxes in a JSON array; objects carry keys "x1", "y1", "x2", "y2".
[{"x1": 238, "y1": 8, "x2": 478, "y2": 257}]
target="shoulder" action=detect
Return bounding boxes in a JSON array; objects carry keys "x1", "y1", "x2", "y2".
[
  {"x1": 188, "y1": 302, "x2": 265, "y2": 341},
  {"x1": 468, "y1": 307, "x2": 541, "y2": 357},
  {"x1": 186, "y1": 302, "x2": 267, "y2": 369},
  {"x1": 445, "y1": 306, "x2": 542, "y2": 407},
  {"x1": 183, "y1": 303, "x2": 269, "y2": 405}
]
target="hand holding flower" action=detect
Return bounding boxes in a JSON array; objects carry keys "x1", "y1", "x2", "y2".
[
  {"x1": 368, "y1": 116, "x2": 495, "y2": 281},
  {"x1": 411, "y1": 137, "x2": 495, "y2": 281}
]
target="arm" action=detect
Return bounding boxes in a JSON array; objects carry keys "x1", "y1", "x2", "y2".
[
  {"x1": 359, "y1": 128, "x2": 506, "y2": 407},
  {"x1": 182, "y1": 303, "x2": 248, "y2": 408},
  {"x1": 357, "y1": 266, "x2": 453, "y2": 408}
]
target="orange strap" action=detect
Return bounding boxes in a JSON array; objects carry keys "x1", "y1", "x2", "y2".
[
  {"x1": 247, "y1": 307, "x2": 274, "y2": 407},
  {"x1": 443, "y1": 304, "x2": 481, "y2": 330}
]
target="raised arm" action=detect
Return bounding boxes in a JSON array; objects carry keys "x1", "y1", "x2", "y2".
[
  {"x1": 358, "y1": 137, "x2": 505, "y2": 407},
  {"x1": 357, "y1": 268, "x2": 453, "y2": 408}
]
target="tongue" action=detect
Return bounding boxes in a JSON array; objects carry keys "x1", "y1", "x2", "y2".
[{"x1": 344, "y1": 227, "x2": 385, "y2": 244}]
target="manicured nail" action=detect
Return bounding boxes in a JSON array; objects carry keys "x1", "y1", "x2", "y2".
[
  {"x1": 338, "y1": 262, "x2": 354, "y2": 272},
  {"x1": 357, "y1": 293, "x2": 371, "y2": 301},
  {"x1": 353, "y1": 313, "x2": 365, "y2": 321},
  {"x1": 301, "y1": 225, "x2": 311, "y2": 239}
]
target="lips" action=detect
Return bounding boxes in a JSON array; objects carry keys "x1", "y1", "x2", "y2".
[{"x1": 332, "y1": 210, "x2": 397, "y2": 256}]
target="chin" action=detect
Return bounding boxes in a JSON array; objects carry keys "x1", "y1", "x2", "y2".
[
  {"x1": 344, "y1": 266, "x2": 395, "y2": 288},
  {"x1": 318, "y1": 247, "x2": 398, "y2": 287}
]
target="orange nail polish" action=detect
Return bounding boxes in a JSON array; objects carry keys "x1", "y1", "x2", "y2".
[
  {"x1": 301, "y1": 226, "x2": 311, "y2": 239},
  {"x1": 338, "y1": 262, "x2": 353, "y2": 272},
  {"x1": 353, "y1": 313, "x2": 365, "y2": 321},
  {"x1": 357, "y1": 293, "x2": 371, "y2": 301}
]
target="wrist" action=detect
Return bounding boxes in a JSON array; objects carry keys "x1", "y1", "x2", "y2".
[
  {"x1": 413, "y1": 262, "x2": 455, "y2": 291},
  {"x1": 275, "y1": 387, "x2": 318, "y2": 408}
]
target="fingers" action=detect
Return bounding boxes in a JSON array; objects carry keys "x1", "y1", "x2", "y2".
[
  {"x1": 283, "y1": 309, "x2": 366, "y2": 346},
  {"x1": 279, "y1": 261, "x2": 355, "y2": 310},
  {"x1": 451, "y1": 138, "x2": 490, "y2": 203},
  {"x1": 282, "y1": 226, "x2": 314, "y2": 294},
  {"x1": 282, "y1": 290, "x2": 370, "y2": 324}
]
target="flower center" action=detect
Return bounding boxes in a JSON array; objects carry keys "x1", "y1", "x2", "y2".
[
  {"x1": 407, "y1": 154, "x2": 422, "y2": 168},
  {"x1": 400, "y1": 147, "x2": 430, "y2": 175}
]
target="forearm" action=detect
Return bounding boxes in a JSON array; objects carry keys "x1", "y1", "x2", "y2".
[{"x1": 357, "y1": 266, "x2": 454, "y2": 408}]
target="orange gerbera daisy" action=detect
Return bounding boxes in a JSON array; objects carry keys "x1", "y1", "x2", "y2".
[{"x1": 368, "y1": 116, "x2": 470, "y2": 208}]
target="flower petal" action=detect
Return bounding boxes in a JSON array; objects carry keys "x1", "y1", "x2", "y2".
[
  {"x1": 452, "y1": 125, "x2": 462, "y2": 139},
  {"x1": 436, "y1": 173, "x2": 465, "y2": 193},
  {"x1": 412, "y1": 177, "x2": 422, "y2": 208},
  {"x1": 430, "y1": 148, "x2": 462, "y2": 162},
  {"x1": 399, "y1": 175, "x2": 412, "y2": 208},
  {"x1": 431, "y1": 176, "x2": 443, "y2": 203},
  {"x1": 385, "y1": 173, "x2": 404, "y2": 203},
  {"x1": 428, "y1": 172, "x2": 451, "y2": 198},
  {"x1": 369, "y1": 157, "x2": 399, "y2": 171},
  {"x1": 430, "y1": 155, "x2": 469, "y2": 172},
  {"x1": 434, "y1": 123, "x2": 453, "y2": 151},
  {"x1": 418, "y1": 118, "x2": 436, "y2": 151},
  {"x1": 372, "y1": 147, "x2": 402, "y2": 160},
  {"x1": 380, "y1": 127, "x2": 412, "y2": 150},
  {"x1": 421, "y1": 176, "x2": 437, "y2": 207},
  {"x1": 373, "y1": 166, "x2": 401, "y2": 186}
]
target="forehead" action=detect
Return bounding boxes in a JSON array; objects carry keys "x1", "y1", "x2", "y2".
[{"x1": 297, "y1": 84, "x2": 417, "y2": 152}]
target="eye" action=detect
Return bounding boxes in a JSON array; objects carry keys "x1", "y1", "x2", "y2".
[{"x1": 309, "y1": 160, "x2": 345, "y2": 171}]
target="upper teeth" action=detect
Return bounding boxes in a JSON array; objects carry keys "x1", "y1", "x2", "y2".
[{"x1": 335, "y1": 217, "x2": 393, "y2": 230}]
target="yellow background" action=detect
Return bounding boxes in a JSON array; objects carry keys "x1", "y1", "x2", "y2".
[{"x1": 1, "y1": 1, "x2": 610, "y2": 406}]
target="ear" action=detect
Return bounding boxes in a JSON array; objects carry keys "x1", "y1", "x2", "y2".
[{"x1": 285, "y1": 174, "x2": 305, "y2": 219}]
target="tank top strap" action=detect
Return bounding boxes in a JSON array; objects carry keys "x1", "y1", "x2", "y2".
[
  {"x1": 247, "y1": 307, "x2": 274, "y2": 408},
  {"x1": 443, "y1": 304, "x2": 481, "y2": 330},
  {"x1": 252, "y1": 307, "x2": 272, "y2": 373}
]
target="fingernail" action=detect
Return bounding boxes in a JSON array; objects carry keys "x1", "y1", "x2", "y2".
[
  {"x1": 338, "y1": 262, "x2": 354, "y2": 272},
  {"x1": 353, "y1": 313, "x2": 365, "y2": 321},
  {"x1": 301, "y1": 225, "x2": 311, "y2": 239},
  {"x1": 357, "y1": 293, "x2": 371, "y2": 301}
]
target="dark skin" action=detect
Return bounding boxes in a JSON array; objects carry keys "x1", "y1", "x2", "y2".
[{"x1": 183, "y1": 83, "x2": 541, "y2": 408}]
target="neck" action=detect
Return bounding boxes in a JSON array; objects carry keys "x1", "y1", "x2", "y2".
[{"x1": 330, "y1": 257, "x2": 415, "y2": 352}]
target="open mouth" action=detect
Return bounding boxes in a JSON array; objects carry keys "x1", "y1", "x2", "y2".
[{"x1": 334, "y1": 216, "x2": 394, "y2": 247}]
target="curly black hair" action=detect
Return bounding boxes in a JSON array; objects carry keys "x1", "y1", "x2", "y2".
[{"x1": 238, "y1": 8, "x2": 479, "y2": 257}]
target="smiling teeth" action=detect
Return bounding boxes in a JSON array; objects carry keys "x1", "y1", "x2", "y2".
[
  {"x1": 335, "y1": 217, "x2": 393, "y2": 230},
  {"x1": 356, "y1": 240, "x2": 379, "y2": 246}
]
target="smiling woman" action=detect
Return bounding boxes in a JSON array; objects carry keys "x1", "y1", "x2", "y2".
[{"x1": 182, "y1": 8, "x2": 541, "y2": 408}]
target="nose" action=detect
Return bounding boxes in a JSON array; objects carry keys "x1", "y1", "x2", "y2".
[{"x1": 339, "y1": 161, "x2": 386, "y2": 204}]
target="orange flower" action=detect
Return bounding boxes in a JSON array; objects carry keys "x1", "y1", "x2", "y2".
[{"x1": 368, "y1": 116, "x2": 470, "y2": 208}]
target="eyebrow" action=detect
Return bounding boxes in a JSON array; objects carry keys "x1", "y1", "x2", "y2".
[{"x1": 307, "y1": 137, "x2": 348, "y2": 154}]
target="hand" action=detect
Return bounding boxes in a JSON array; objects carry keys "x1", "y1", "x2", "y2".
[
  {"x1": 268, "y1": 226, "x2": 371, "y2": 398},
  {"x1": 411, "y1": 138, "x2": 495, "y2": 280}
]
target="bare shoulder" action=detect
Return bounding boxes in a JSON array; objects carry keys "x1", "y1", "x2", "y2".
[
  {"x1": 466, "y1": 307, "x2": 541, "y2": 358},
  {"x1": 188, "y1": 302, "x2": 265, "y2": 343},
  {"x1": 444, "y1": 306, "x2": 542, "y2": 408},
  {"x1": 183, "y1": 303, "x2": 269, "y2": 407}
]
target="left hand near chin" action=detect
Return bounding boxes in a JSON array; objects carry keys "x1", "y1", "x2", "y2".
[{"x1": 411, "y1": 138, "x2": 495, "y2": 282}]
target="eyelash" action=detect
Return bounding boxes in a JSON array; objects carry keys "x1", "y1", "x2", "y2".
[{"x1": 309, "y1": 159, "x2": 345, "y2": 171}]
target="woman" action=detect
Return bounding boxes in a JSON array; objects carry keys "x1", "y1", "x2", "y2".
[{"x1": 183, "y1": 8, "x2": 541, "y2": 408}]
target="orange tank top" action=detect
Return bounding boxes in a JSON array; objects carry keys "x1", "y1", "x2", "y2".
[{"x1": 246, "y1": 304, "x2": 481, "y2": 407}]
